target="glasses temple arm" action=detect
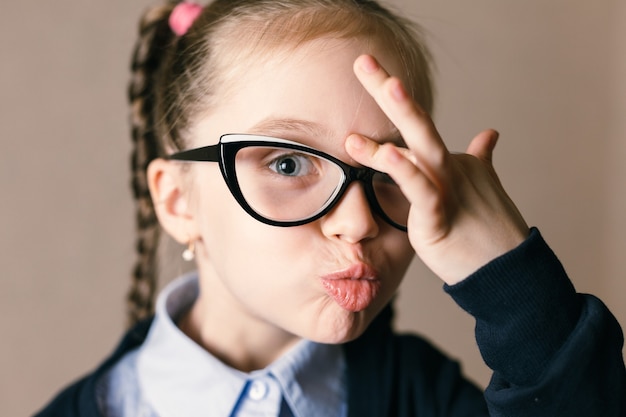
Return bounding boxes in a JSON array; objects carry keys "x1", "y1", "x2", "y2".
[{"x1": 165, "y1": 144, "x2": 221, "y2": 162}]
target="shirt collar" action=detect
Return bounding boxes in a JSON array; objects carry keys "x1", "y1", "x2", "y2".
[{"x1": 136, "y1": 272, "x2": 346, "y2": 417}]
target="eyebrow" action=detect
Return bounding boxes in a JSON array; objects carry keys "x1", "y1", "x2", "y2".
[
  {"x1": 248, "y1": 117, "x2": 406, "y2": 147},
  {"x1": 248, "y1": 118, "x2": 332, "y2": 143}
]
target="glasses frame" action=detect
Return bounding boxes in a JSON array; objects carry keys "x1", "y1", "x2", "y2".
[{"x1": 166, "y1": 134, "x2": 408, "y2": 232}]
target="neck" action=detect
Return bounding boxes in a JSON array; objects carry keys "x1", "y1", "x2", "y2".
[{"x1": 178, "y1": 273, "x2": 301, "y2": 373}]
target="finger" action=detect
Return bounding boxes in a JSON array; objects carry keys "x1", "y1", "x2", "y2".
[
  {"x1": 466, "y1": 129, "x2": 499, "y2": 164},
  {"x1": 345, "y1": 134, "x2": 439, "y2": 206},
  {"x1": 353, "y1": 55, "x2": 449, "y2": 181}
]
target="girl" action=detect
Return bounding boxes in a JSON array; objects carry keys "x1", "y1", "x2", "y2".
[{"x1": 36, "y1": 0, "x2": 625, "y2": 416}]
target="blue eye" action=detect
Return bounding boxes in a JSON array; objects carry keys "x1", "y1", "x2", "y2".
[{"x1": 269, "y1": 153, "x2": 315, "y2": 177}]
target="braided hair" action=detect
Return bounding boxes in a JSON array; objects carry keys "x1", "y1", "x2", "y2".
[
  {"x1": 128, "y1": 3, "x2": 175, "y2": 325},
  {"x1": 126, "y1": 0, "x2": 433, "y2": 326}
]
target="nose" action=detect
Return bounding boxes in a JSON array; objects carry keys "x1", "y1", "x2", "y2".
[{"x1": 320, "y1": 182, "x2": 379, "y2": 243}]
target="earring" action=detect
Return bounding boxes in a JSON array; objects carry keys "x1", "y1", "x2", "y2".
[{"x1": 182, "y1": 240, "x2": 195, "y2": 261}]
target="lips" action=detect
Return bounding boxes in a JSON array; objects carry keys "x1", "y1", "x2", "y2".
[{"x1": 320, "y1": 263, "x2": 381, "y2": 312}]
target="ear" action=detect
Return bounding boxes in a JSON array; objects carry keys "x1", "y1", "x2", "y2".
[{"x1": 147, "y1": 158, "x2": 199, "y2": 245}]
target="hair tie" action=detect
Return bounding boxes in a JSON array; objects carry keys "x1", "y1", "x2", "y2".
[{"x1": 169, "y1": 2, "x2": 203, "y2": 36}]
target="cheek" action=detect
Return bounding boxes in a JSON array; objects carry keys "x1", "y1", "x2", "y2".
[
  {"x1": 191, "y1": 165, "x2": 314, "y2": 285},
  {"x1": 192, "y1": 167, "x2": 258, "y2": 260},
  {"x1": 190, "y1": 164, "x2": 326, "y2": 265},
  {"x1": 371, "y1": 231, "x2": 414, "y2": 315},
  {"x1": 188, "y1": 165, "x2": 250, "y2": 267},
  {"x1": 383, "y1": 231, "x2": 415, "y2": 276}
]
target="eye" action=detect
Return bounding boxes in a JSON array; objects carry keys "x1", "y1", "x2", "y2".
[{"x1": 268, "y1": 153, "x2": 316, "y2": 177}]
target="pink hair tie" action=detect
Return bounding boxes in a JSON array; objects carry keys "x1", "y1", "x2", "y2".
[{"x1": 169, "y1": 2, "x2": 203, "y2": 36}]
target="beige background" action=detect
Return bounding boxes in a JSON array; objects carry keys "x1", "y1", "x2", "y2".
[{"x1": 1, "y1": 0, "x2": 624, "y2": 416}]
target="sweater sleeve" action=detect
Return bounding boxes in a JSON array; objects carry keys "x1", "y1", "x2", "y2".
[{"x1": 444, "y1": 227, "x2": 626, "y2": 416}]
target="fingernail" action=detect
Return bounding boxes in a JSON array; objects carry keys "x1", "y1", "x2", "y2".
[
  {"x1": 360, "y1": 56, "x2": 379, "y2": 73},
  {"x1": 347, "y1": 134, "x2": 365, "y2": 150}
]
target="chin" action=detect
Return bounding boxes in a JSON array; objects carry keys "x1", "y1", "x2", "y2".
[{"x1": 306, "y1": 305, "x2": 378, "y2": 345}]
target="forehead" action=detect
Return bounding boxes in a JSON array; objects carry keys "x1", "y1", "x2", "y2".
[{"x1": 193, "y1": 37, "x2": 405, "y2": 151}]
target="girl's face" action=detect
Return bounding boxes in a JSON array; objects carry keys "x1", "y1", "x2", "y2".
[{"x1": 185, "y1": 38, "x2": 415, "y2": 346}]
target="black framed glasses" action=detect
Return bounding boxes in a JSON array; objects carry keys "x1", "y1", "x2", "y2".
[{"x1": 167, "y1": 134, "x2": 408, "y2": 232}]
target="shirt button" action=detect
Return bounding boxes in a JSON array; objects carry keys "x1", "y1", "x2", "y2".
[{"x1": 248, "y1": 380, "x2": 268, "y2": 400}]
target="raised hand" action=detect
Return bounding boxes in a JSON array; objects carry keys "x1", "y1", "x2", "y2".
[{"x1": 346, "y1": 55, "x2": 529, "y2": 285}]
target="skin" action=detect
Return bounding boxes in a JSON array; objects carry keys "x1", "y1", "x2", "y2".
[{"x1": 148, "y1": 37, "x2": 529, "y2": 373}]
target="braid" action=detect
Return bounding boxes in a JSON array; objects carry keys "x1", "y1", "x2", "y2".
[{"x1": 127, "y1": 2, "x2": 178, "y2": 326}]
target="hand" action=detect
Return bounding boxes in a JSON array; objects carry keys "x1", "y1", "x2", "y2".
[{"x1": 346, "y1": 55, "x2": 529, "y2": 285}]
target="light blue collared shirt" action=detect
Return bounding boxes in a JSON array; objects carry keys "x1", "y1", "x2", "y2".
[{"x1": 97, "y1": 272, "x2": 347, "y2": 417}]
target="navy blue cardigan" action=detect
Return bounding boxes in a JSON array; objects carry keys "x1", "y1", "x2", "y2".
[{"x1": 35, "y1": 229, "x2": 626, "y2": 416}]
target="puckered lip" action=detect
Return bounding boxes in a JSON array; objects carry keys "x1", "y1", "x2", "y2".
[
  {"x1": 320, "y1": 262, "x2": 379, "y2": 281},
  {"x1": 319, "y1": 262, "x2": 382, "y2": 312}
]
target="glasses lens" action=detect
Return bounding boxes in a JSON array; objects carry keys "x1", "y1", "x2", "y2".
[
  {"x1": 234, "y1": 146, "x2": 344, "y2": 222},
  {"x1": 372, "y1": 171, "x2": 410, "y2": 228}
]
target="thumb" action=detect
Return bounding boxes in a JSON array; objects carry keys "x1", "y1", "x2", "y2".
[{"x1": 466, "y1": 129, "x2": 499, "y2": 163}]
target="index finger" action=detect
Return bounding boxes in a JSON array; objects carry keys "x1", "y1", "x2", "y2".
[{"x1": 353, "y1": 54, "x2": 450, "y2": 181}]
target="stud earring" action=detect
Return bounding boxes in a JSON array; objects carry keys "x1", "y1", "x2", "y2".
[{"x1": 182, "y1": 240, "x2": 195, "y2": 261}]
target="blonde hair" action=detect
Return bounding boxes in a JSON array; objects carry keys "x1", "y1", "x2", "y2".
[{"x1": 128, "y1": 0, "x2": 434, "y2": 325}]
